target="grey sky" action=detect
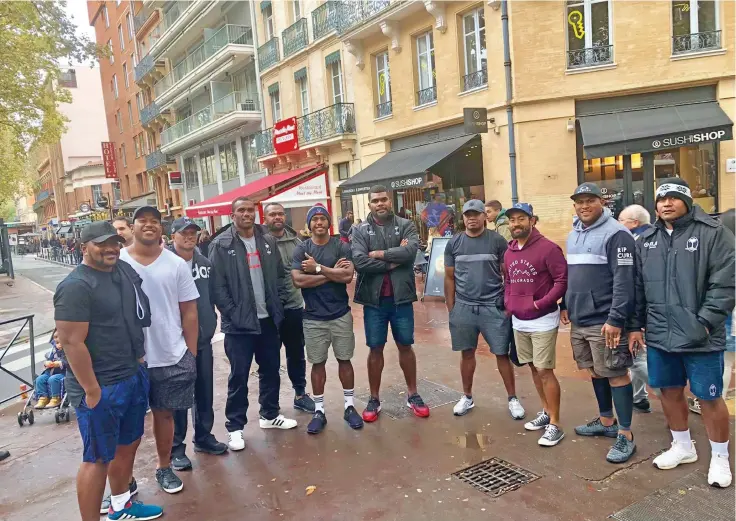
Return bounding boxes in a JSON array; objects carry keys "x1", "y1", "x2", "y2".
[{"x1": 65, "y1": 0, "x2": 96, "y2": 42}]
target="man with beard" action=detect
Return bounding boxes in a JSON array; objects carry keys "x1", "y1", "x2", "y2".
[
  {"x1": 264, "y1": 202, "x2": 315, "y2": 414},
  {"x1": 113, "y1": 217, "x2": 134, "y2": 248},
  {"x1": 352, "y1": 185, "x2": 429, "y2": 421},
  {"x1": 120, "y1": 207, "x2": 200, "y2": 494},
  {"x1": 444, "y1": 200, "x2": 526, "y2": 420},
  {"x1": 504, "y1": 203, "x2": 568, "y2": 446},
  {"x1": 629, "y1": 179, "x2": 734, "y2": 487}
]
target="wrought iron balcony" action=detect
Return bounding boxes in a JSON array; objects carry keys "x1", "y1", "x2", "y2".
[
  {"x1": 140, "y1": 101, "x2": 161, "y2": 127},
  {"x1": 133, "y1": 9, "x2": 152, "y2": 34},
  {"x1": 256, "y1": 128, "x2": 274, "y2": 157},
  {"x1": 335, "y1": 0, "x2": 390, "y2": 35},
  {"x1": 462, "y1": 68, "x2": 488, "y2": 92},
  {"x1": 566, "y1": 45, "x2": 613, "y2": 69},
  {"x1": 375, "y1": 101, "x2": 392, "y2": 119},
  {"x1": 416, "y1": 86, "x2": 437, "y2": 106},
  {"x1": 258, "y1": 38, "x2": 280, "y2": 70},
  {"x1": 283, "y1": 18, "x2": 308, "y2": 58},
  {"x1": 134, "y1": 53, "x2": 155, "y2": 83},
  {"x1": 672, "y1": 30, "x2": 721, "y2": 55},
  {"x1": 145, "y1": 149, "x2": 173, "y2": 171},
  {"x1": 298, "y1": 103, "x2": 356, "y2": 146},
  {"x1": 312, "y1": 1, "x2": 337, "y2": 40}
]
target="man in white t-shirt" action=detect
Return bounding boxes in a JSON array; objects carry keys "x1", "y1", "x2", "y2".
[
  {"x1": 503, "y1": 203, "x2": 568, "y2": 447},
  {"x1": 119, "y1": 206, "x2": 199, "y2": 495}
]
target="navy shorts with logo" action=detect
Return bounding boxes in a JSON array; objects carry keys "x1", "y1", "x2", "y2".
[
  {"x1": 647, "y1": 346, "x2": 724, "y2": 401},
  {"x1": 75, "y1": 364, "x2": 149, "y2": 464}
]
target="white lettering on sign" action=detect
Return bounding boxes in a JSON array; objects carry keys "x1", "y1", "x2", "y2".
[
  {"x1": 390, "y1": 177, "x2": 423, "y2": 189},
  {"x1": 275, "y1": 134, "x2": 295, "y2": 144},
  {"x1": 653, "y1": 129, "x2": 726, "y2": 149},
  {"x1": 274, "y1": 124, "x2": 296, "y2": 135}
]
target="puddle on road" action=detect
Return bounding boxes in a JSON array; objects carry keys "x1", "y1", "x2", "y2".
[{"x1": 453, "y1": 433, "x2": 492, "y2": 449}]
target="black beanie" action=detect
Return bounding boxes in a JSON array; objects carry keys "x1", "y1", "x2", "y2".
[{"x1": 656, "y1": 178, "x2": 693, "y2": 211}]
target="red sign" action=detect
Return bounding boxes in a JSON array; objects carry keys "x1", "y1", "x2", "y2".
[
  {"x1": 273, "y1": 117, "x2": 299, "y2": 155},
  {"x1": 101, "y1": 142, "x2": 118, "y2": 179},
  {"x1": 169, "y1": 171, "x2": 183, "y2": 188}
]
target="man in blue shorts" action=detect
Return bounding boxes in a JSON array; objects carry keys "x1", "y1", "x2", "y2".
[{"x1": 54, "y1": 221, "x2": 162, "y2": 521}]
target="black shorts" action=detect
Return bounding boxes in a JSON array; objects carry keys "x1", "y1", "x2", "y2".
[{"x1": 148, "y1": 350, "x2": 196, "y2": 410}]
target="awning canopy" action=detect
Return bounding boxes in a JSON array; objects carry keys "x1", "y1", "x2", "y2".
[
  {"x1": 118, "y1": 191, "x2": 157, "y2": 210},
  {"x1": 339, "y1": 134, "x2": 479, "y2": 196},
  {"x1": 262, "y1": 170, "x2": 328, "y2": 209},
  {"x1": 578, "y1": 101, "x2": 733, "y2": 158},
  {"x1": 185, "y1": 165, "x2": 323, "y2": 218},
  {"x1": 57, "y1": 226, "x2": 72, "y2": 235}
]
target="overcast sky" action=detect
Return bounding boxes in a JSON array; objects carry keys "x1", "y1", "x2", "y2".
[{"x1": 65, "y1": 0, "x2": 96, "y2": 42}]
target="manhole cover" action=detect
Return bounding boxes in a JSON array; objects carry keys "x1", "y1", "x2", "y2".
[
  {"x1": 355, "y1": 378, "x2": 463, "y2": 419},
  {"x1": 609, "y1": 471, "x2": 735, "y2": 521},
  {"x1": 453, "y1": 457, "x2": 540, "y2": 498},
  {"x1": 250, "y1": 366, "x2": 287, "y2": 378}
]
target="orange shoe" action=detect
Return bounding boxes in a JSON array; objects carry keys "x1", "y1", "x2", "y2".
[
  {"x1": 35, "y1": 397, "x2": 49, "y2": 409},
  {"x1": 46, "y1": 397, "x2": 61, "y2": 408}
]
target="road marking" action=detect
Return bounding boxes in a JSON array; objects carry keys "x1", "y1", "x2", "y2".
[{"x1": 24, "y1": 277, "x2": 55, "y2": 295}]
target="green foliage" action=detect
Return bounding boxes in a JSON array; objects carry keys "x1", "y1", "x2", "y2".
[{"x1": 0, "y1": 200, "x2": 16, "y2": 223}]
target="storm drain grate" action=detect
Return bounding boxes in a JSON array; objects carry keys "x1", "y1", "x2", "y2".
[
  {"x1": 452, "y1": 457, "x2": 540, "y2": 498},
  {"x1": 250, "y1": 366, "x2": 287, "y2": 378},
  {"x1": 355, "y1": 378, "x2": 463, "y2": 419}
]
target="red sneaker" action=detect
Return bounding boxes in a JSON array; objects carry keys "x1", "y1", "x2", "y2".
[
  {"x1": 362, "y1": 397, "x2": 381, "y2": 422},
  {"x1": 407, "y1": 394, "x2": 430, "y2": 418}
]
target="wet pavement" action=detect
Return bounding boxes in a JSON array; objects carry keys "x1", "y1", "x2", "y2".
[{"x1": 0, "y1": 282, "x2": 733, "y2": 521}]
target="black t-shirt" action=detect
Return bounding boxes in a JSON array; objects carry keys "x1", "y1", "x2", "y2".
[
  {"x1": 292, "y1": 237, "x2": 352, "y2": 321},
  {"x1": 53, "y1": 265, "x2": 138, "y2": 406}
]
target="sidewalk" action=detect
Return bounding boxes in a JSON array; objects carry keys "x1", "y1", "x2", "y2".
[{"x1": 0, "y1": 274, "x2": 55, "y2": 344}]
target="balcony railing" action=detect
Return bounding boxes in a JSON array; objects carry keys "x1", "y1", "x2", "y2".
[
  {"x1": 255, "y1": 128, "x2": 274, "y2": 157},
  {"x1": 161, "y1": 91, "x2": 260, "y2": 145},
  {"x1": 336, "y1": 0, "x2": 390, "y2": 35},
  {"x1": 140, "y1": 101, "x2": 161, "y2": 126},
  {"x1": 283, "y1": 18, "x2": 308, "y2": 58},
  {"x1": 258, "y1": 37, "x2": 280, "y2": 70},
  {"x1": 145, "y1": 149, "x2": 173, "y2": 171},
  {"x1": 462, "y1": 68, "x2": 488, "y2": 92},
  {"x1": 134, "y1": 53, "x2": 155, "y2": 83},
  {"x1": 154, "y1": 25, "x2": 254, "y2": 98},
  {"x1": 161, "y1": 1, "x2": 184, "y2": 32},
  {"x1": 133, "y1": 9, "x2": 152, "y2": 33},
  {"x1": 36, "y1": 190, "x2": 50, "y2": 203},
  {"x1": 416, "y1": 86, "x2": 437, "y2": 106},
  {"x1": 566, "y1": 44, "x2": 613, "y2": 69},
  {"x1": 298, "y1": 103, "x2": 356, "y2": 146},
  {"x1": 672, "y1": 30, "x2": 721, "y2": 55},
  {"x1": 312, "y1": 1, "x2": 337, "y2": 40},
  {"x1": 375, "y1": 101, "x2": 392, "y2": 119}
]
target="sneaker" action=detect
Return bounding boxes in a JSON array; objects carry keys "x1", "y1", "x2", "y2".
[
  {"x1": 34, "y1": 397, "x2": 49, "y2": 409},
  {"x1": 538, "y1": 424, "x2": 565, "y2": 447},
  {"x1": 525, "y1": 411, "x2": 550, "y2": 431},
  {"x1": 107, "y1": 500, "x2": 163, "y2": 520},
  {"x1": 307, "y1": 411, "x2": 327, "y2": 434},
  {"x1": 687, "y1": 396, "x2": 702, "y2": 415},
  {"x1": 259, "y1": 415, "x2": 298, "y2": 430},
  {"x1": 362, "y1": 397, "x2": 381, "y2": 422},
  {"x1": 653, "y1": 440, "x2": 698, "y2": 470},
  {"x1": 606, "y1": 433, "x2": 637, "y2": 463},
  {"x1": 227, "y1": 430, "x2": 245, "y2": 451},
  {"x1": 194, "y1": 436, "x2": 228, "y2": 455},
  {"x1": 633, "y1": 399, "x2": 651, "y2": 413},
  {"x1": 46, "y1": 397, "x2": 61, "y2": 408},
  {"x1": 294, "y1": 394, "x2": 316, "y2": 413},
  {"x1": 344, "y1": 406, "x2": 364, "y2": 429},
  {"x1": 508, "y1": 397, "x2": 526, "y2": 420},
  {"x1": 574, "y1": 417, "x2": 619, "y2": 438},
  {"x1": 407, "y1": 393, "x2": 430, "y2": 418},
  {"x1": 708, "y1": 453, "x2": 733, "y2": 488},
  {"x1": 101, "y1": 478, "x2": 138, "y2": 514},
  {"x1": 453, "y1": 396, "x2": 475, "y2": 416},
  {"x1": 171, "y1": 453, "x2": 192, "y2": 471},
  {"x1": 155, "y1": 467, "x2": 183, "y2": 494}
]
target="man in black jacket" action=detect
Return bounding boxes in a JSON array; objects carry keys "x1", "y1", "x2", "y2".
[
  {"x1": 351, "y1": 185, "x2": 429, "y2": 422},
  {"x1": 209, "y1": 197, "x2": 297, "y2": 453},
  {"x1": 629, "y1": 179, "x2": 735, "y2": 488},
  {"x1": 169, "y1": 217, "x2": 228, "y2": 471}
]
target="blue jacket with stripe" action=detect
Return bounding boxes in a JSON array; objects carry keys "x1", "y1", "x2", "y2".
[{"x1": 564, "y1": 208, "x2": 636, "y2": 328}]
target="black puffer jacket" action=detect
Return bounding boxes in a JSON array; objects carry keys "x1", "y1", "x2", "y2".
[{"x1": 631, "y1": 206, "x2": 735, "y2": 353}]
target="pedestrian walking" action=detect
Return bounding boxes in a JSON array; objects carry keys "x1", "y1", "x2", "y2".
[
  {"x1": 197, "y1": 229, "x2": 211, "y2": 258},
  {"x1": 168, "y1": 217, "x2": 228, "y2": 471},
  {"x1": 352, "y1": 185, "x2": 430, "y2": 422},
  {"x1": 504, "y1": 203, "x2": 568, "y2": 445},
  {"x1": 209, "y1": 197, "x2": 297, "y2": 453},
  {"x1": 339, "y1": 210, "x2": 354, "y2": 244},
  {"x1": 53, "y1": 221, "x2": 161, "y2": 521},
  {"x1": 263, "y1": 203, "x2": 315, "y2": 414},
  {"x1": 444, "y1": 200, "x2": 526, "y2": 420},
  {"x1": 113, "y1": 217, "x2": 134, "y2": 248},
  {"x1": 119, "y1": 206, "x2": 200, "y2": 495},
  {"x1": 291, "y1": 205, "x2": 362, "y2": 434},
  {"x1": 484, "y1": 200, "x2": 512, "y2": 242},
  {"x1": 563, "y1": 182, "x2": 637, "y2": 464},
  {"x1": 629, "y1": 180, "x2": 734, "y2": 488}
]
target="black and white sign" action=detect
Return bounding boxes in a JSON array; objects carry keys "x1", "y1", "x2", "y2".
[
  {"x1": 423, "y1": 237, "x2": 451, "y2": 299},
  {"x1": 96, "y1": 195, "x2": 109, "y2": 209},
  {"x1": 463, "y1": 107, "x2": 488, "y2": 134},
  {"x1": 79, "y1": 203, "x2": 91, "y2": 213},
  {"x1": 651, "y1": 127, "x2": 732, "y2": 150}
]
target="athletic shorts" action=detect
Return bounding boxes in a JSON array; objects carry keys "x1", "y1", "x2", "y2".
[
  {"x1": 363, "y1": 297, "x2": 414, "y2": 348},
  {"x1": 570, "y1": 324, "x2": 632, "y2": 378},
  {"x1": 514, "y1": 328, "x2": 558, "y2": 369},
  {"x1": 148, "y1": 350, "x2": 196, "y2": 410},
  {"x1": 449, "y1": 302, "x2": 511, "y2": 355},
  {"x1": 648, "y1": 346, "x2": 724, "y2": 401},
  {"x1": 304, "y1": 312, "x2": 356, "y2": 364}
]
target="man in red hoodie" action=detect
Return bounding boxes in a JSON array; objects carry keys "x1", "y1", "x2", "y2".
[{"x1": 504, "y1": 203, "x2": 568, "y2": 447}]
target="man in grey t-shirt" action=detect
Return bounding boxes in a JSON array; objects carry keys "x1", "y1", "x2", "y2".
[
  {"x1": 444, "y1": 200, "x2": 525, "y2": 419},
  {"x1": 239, "y1": 235, "x2": 268, "y2": 318}
]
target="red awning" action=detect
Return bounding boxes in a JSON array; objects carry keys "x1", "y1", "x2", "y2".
[{"x1": 185, "y1": 165, "x2": 320, "y2": 218}]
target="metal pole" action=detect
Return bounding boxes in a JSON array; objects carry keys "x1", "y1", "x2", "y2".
[
  {"x1": 501, "y1": 0, "x2": 518, "y2": 204},
  {"x1": 28, "y1": 316, "x2": 36, "y2": 381}
]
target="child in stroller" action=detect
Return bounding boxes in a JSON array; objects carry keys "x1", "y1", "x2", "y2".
[{"x1": 34, "y1": 330, "x2": 66, "y2": 409}]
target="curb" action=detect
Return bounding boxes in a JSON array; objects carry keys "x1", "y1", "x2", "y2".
[{"x1": 33, "y1": 257, "x2": 76, "y2": 269}]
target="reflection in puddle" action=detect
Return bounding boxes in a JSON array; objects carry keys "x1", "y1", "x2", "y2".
[{"x1": 453, "y1": 433, "x2": 492, "y2": 449}]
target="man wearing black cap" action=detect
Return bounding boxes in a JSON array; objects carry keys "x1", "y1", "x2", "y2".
[
  {"x1": 629, "y1": 178, "x2": 734, "y2": 488},
  {"x1": 168, "y1": 217, "x2": 228, "y2": 471},
  {"x1": 54, "y1": 221, "x2": 162, "y2": 520}
]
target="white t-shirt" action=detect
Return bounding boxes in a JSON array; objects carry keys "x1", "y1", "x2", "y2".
[
  {"x1": 512, "y1": 308, "x2": 561, "y2": 333},
  {"x1": 120, "y1": 248, "x2": 200, "y2": 368}
]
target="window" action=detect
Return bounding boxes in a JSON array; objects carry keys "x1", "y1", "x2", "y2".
[
  {"x1": 462, "y1": 8, "x2": 487, "y2": 90},
  {"x1": 264, "y1": 5, "x2": 274, "y2": 39},
  {"x1": 103, "y1": 5, "x2": 109, "y2": 28},
  {"x1": 330, "y1": 60, "x2": 344, "y2": 104},
  {"x1": 672, "y1": 0, "x2": 720, "y2": 54},
  {"x1": 118, "y1": 24, "x2": 125, "y2": 51},
  {"x1": 293, "y1": 0, "x2": 301, "y2": 21},
  {"x1": 298, "y1": 77, "x2": 309, "y2": 115},
  {"x1": 375, "y1": 51, "x2": 391, "y2": 117},
  {"x1": 136, "y1": 92, "x2": 144, "y2": 111},
  {"x1": 566, "y1": 0, "x2": 612, "y2": 68},
  {"x1": 126, "y1": 12, "x2": 135, "y2": 40},
  {"x1": 59, "y1": 69, "x2": 77, "y2": 88},
  {"x1": 136, "y1": 174, "x2": 145, "y2": 194},
  {"x1": 117, "y1": 110, "x2": 123, "y2": 133},
  {"x1": 134, "y1": 134, "x2": 140, "y2": 158},
  {"x1": 200, "y1": 148, "x2": 217, "y2": 185},
  {"x1": 336, "y1": 162, "x2": 349, "y2": 181},
  {"x1": 184, "y1": 156, "x2": 198, "y2": 189},
  {"x1": 121, "y1": 143, "x2": 128, "y2": 168},
  {"x1": 220, "y1": 141, "x2": 239, "y2": 181},
  {"x1": 270, "y1": 89, "x2": 281, "y2": 122},
  {"x1": 112, "y1": 181, "x2": 122, "y2": 203},
  {"x1": 131, "y1": 52, "x2": 137, "y2": 69},
  {"x1": 123, "y1": 63, "x2": 129, "y2": 89},
  {"x1": 416, "y1": 31, "x2": 436, "y2": 105},
  {"x1": 91, "y1": 185, "x2": 103, "y2": 206},
  {"x1": 107, "y1": 40, "x2": 114, "y2": 63},
  {"x1": 127, "y1": 101, "x2": 134, "y2": 126},
  {"x1": 112, "y1": 74, "x2": 118, "y2": 99}
]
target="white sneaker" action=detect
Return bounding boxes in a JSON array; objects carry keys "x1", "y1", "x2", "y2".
[
  {"x1": 653, "y1": 440, "x2": 698, "y2": 470},
  {"x1": 508, "y1": 397, "x2": 526, "y2": 420},
  {"x1": 708, "y1": 453, "x2": 733, "y2": 488},
  {"x1": 259, "y1": 415, "x2": 297, "y2": 430},
  {"x1": 453, "y1": 396, "x2": 475, "y2": 416},
  {"x1": 228, "y1": 430, "x2": 245, "y2": 451}
]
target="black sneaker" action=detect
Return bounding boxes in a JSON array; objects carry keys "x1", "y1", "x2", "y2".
[
  {"x1": 294, "y1": 394, "x2": 316, "y2": 413},
  {"x1": 633, "y1": 399, "x2": 651, "y2": 413},
  {"x1": 156, "y1": 467, "x2": 183, "y2": 494},
  {"x1": 362, "y1": 398, "x2": 381, "y2": 422},
  {"x1": 538, "y1": 424, "x2": 565, "y2": 447},
  {"x1": 100, "y1": 478, "x2": 138, "y2": 513},
  {"x1": 344, "y1": 406, "x2": 364, "y2": 430},
  {"x1": 307, "y1": 411, "x2": 327, "y2": 434},
  {"x1": 194, "y1": 436, "x2": 229, "y2": 455},
  {"x1": 171, "y1": 453, "x2": 192, "y2": 471}
]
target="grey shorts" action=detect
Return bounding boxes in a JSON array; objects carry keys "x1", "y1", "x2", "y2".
[
  {"x1": 304, "y1": 312, "x2": 356, "y2": 364},
  {"x1": 449, "y1": 302, "x2": 511, "y2": 355},
  {"x1": 570, "y1": 324, "x2": 632, "y2": 378},
  {"x1": 148, "y1": 350, "x2": 196, "y2": 410}
]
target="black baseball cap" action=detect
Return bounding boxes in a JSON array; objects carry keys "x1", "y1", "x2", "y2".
[
  {"x1": 571, "y1": 182, "x2": 603, "y2": 200},
  {"x1": 80, "y1": 221, "x2": 125, "y2": 244},
  {"x1": 171, "y1": 216, "x2": 201, "y2": 234},
  {"x1": 132, "y1": 205, "x2": 162, "y2": 221}
]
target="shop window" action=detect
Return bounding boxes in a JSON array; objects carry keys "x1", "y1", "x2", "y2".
[
  {"x1": 655, "y1": 143, "x2": 718, "y2": 213},
  {"x1": 375, "y1": 51, "x2": 392, "y2": 118},
  {"x1": 112, "y1": 182, "x2": 122, "y2": 203},
  {"x1": 220, "y1": 141, "x2": 239, "y2": 182},
  {"x1": 184, "y1": 156, "x2": 198, "y2": 189},
  {"x1": 565, "y1": 0, "x2": 612, "y2": 69},
  {"x1": 92, "y1": 185, "x2": 103, "y2": 205},
  {"x1": 415, "y1": 31, "x2": 436, "y2": 106},
  {"x1": 336, "y1": 162, "x2": 349, "y2": 181},
  {"x1": 671, "y1": 0, "x2": 720, "y2": 54},
  {"x1": 200, "y1": 148, "x2": 217, "y2": 185},
  {"x1": 461, "y1": 7, "x2": 487, "y2": 92}
]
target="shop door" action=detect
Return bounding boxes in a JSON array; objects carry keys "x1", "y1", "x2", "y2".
[{"x1": 581, "y1": 155, "x2": 642, "y2": 219}]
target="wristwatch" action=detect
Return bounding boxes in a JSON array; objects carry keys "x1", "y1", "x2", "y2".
[{"x1": 315, "y1": 264, "x2": 322, "y2": 273}]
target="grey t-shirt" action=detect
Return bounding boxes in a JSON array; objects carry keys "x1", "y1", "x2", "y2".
[
  {"x1": 239, "y1": 235, "x2": 268, "y2": 318},
  {"x1": 444, "y1": 229, "x2": 508, "y2": 305}
]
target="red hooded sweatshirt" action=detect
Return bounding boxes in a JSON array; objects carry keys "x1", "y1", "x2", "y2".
[{"x1": 504, "y1": 228, "x2": 568, "y2": 321}]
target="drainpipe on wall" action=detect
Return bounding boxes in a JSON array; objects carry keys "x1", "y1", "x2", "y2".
[
  {"x1": 501, "y1": 0, "x2": 518, "y2": 204},
  {"x1": 249, "y1": 0, "x2": 266, "y2": 132}
]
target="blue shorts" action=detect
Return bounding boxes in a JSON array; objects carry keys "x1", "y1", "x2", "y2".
[
  {"x1": 648, "y1": 346, "x2": 724, "y2": 401},
  {"x1": 363, "y1": 297, "x2": 414, "y2": 348},
  {"x1": 75, "y1": 365, "x2": 149, "y2": 464}
]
